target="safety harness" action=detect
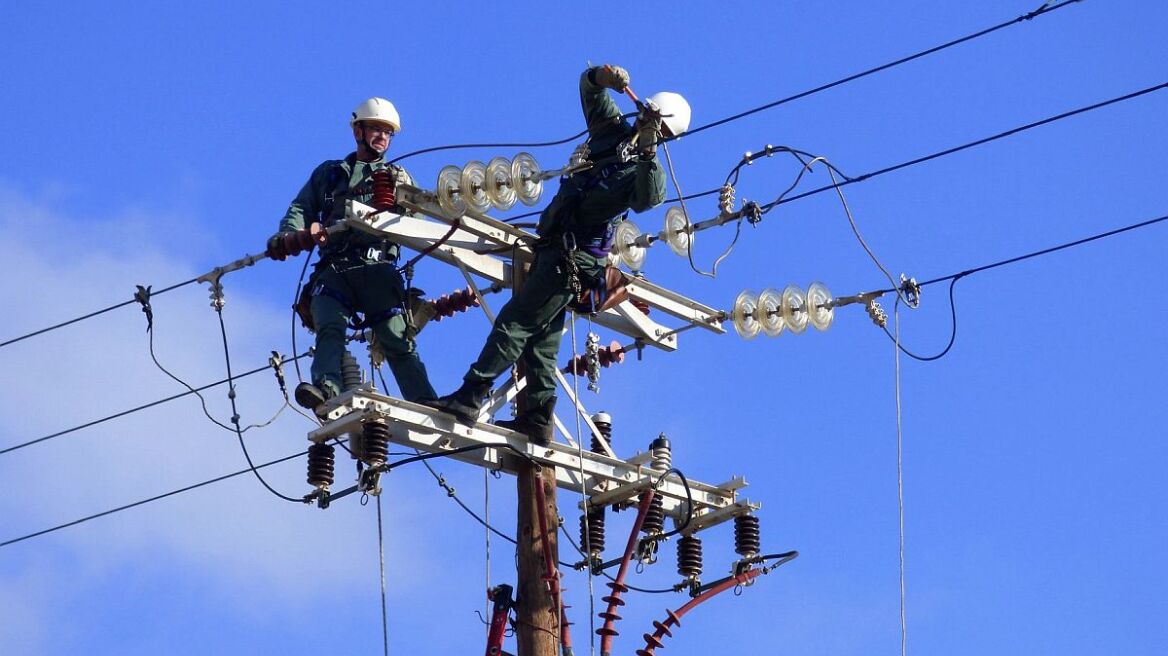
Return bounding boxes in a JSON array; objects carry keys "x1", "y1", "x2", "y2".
[{"x1": 294, "y1": 158, "x2": 424, "y2": 336}]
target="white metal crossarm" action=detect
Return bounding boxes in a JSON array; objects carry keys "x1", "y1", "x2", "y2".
[
  {"x1": 341, "y1": 196, "x2": 726, "y2": 350},
  {"x1": 308, "y1": 388, "x2": 748, "y2": 523}
]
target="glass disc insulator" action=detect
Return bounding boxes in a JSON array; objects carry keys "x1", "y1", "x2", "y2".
[
  {"x1": 781, "y1": 284, "x2": 808, "y2": 334},
  {"x1": 484, "y1": 157, "x2": 516, "y2": 211},
  {"x1": 460, "y1": 161, "x2": 491, "y2": 214},
  {"x1": 612, "y1": 219, "x2": 646, "y2": 271},
  {"x1": 756, "y1": 287, "x2": 785, "y2": 337},
  {"x1": 436, "y1": 165, "x2": 466, "y2": 219},
  {"x1": 732, "y1": 289, "x2": 761, "y2": 340},
  {"x1": 663, "y1": 205, "x2": 694, "y2": 257},
  {"x1": 807, "y1": 281, "x2": 834, "y2": 331},
  {"x1": 512, "y1": 152, "x2": 544, "y2": 206}
]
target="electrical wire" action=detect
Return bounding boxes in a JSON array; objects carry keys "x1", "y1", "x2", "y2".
[
  {"x1": 0, "y1": 448, "x2": 309, "y2": 549},
  {"x1": 880, "y1": 212, "x2": 1168, "y2": 361},
  {"x1": 290, "y1": 247, "x2": 315, "y2": 384},
  {"x1": 390, "y1": 0, "x2": 1084, "y2": 174},
  {"x1": 893, "y1": 306, "x2": 908, "y2": 656},
  {"x1": 768, "y1": 81, "x2": 1168, "y2": 212},
  {"x1": 671, "y1": 0, "x2": 1086, "y2": 143},
  {"x1": 213, "y1": 306, "x2": 304, "y2": 504},
  {"x1": 147, "y1": 312, "x2": 289, "y2": 435},
  {"x1": 389, "y1": 128, "x2": 591, "y2": 165},
  {"x1": 0, "y1": 3, "x2": 1106, "y2": 357},
  {"x1": 376, "y1": 495, "x2": 390, "y2": 656},
  {"x1": 558, "y1": 524, "x2": 677, "y2": 595},
  {"x1": 0, "y1": 276, "x2": 201, "y2": 351},
  {"x1": 1, "y1": 352, "x2": 310, "y2": 457}
]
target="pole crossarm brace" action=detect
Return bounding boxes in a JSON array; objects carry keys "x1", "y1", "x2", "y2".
[
  {"x1": 342, "y1": 192, "x2": 725, "y2": 351},
  {"x1": 308, "y1": 388, "x2": 749, "y2": 524}
]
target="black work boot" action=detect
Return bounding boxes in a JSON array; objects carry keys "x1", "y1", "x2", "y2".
[
  {"x1": 432, "y1": 380, "x2": 491, "y2": 425},
  {"x1": 496, "y1": 397, "x2": 556, "y2": 445},
  {"x1": 294, "y1": 382, "x2": 329, "y2": 417}
]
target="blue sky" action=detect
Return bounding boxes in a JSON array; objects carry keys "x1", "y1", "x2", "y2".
[{"x1": 2, "y1": 1, "x2": 1166, "y2": 654}]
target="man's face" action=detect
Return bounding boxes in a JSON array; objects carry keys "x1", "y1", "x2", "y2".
[{"x1": 353, "y1": 121, "x2": 395, "y2": 156}]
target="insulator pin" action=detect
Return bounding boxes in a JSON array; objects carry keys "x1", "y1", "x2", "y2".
[
  {"x1": 649, "y1": 434, "x2": 672, "y2": 472},
  {"x1": 734, "y1": 514, "x2": 761, "y2": 558},
  {"x1": 641, "y1": 493, "x2": 665, "y2": 537},
  {"x1": 579, "y1": 506, "x2": 606, "y2": 556},
  {"x1": 340, "y1": 349, "x2": 363, "y2": 391},
  {"x1": 362, "y1": 418, "x2": 390, "y2": 467},
  {"x1": 306, "y1": 442, "x2": 336, "y2": 490},
  {"x1": 591, "y1": 411, "x2": 613, "y2": 453},
  {"x1": 564, "y1": 340, "x2": 625, "y2": 375},
  {"x1": 676, "y1": 534, "x2": 703, "y2": 579},
  {"x1": 369, "y1": 168, "x2": 397, "y2": 210},
  {"x1": 429, "y1": 287, "x2": 480, "y2": 321}
]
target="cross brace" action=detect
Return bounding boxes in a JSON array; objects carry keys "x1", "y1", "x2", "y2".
[
  {"x1": 342, "y1": 192, "x2": 726, "y2": 352},
  {"x1": 308, "y1": 388, "x2": 756, "y2": 531}
]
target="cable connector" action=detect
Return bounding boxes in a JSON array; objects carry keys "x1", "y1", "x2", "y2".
[
  {"x1": 718, "y1": 183, "x2": 736, "y2": 216},
  {"x1": 584, "y1": 332, "x2": 601, "y2": 393},
  {"x1": 866, "y1": 299, "x2": 888, "y2": 327},
  {"x1": 899, "y1": 274, "x2": 922, "y2": 308},
  {"x1": 743, "y1": 201, "x2": 763, "y2": 225},
  {"x1": 268, "y1": 351, "x2": 287, "y2": 395},
  {"x1": 133, "y1": 285, "x2": 154, "y2": 333}
]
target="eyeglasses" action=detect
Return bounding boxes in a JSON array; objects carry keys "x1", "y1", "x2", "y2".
[{"x1": 362, "y1": 124, "x2": 396, "y2": 137}]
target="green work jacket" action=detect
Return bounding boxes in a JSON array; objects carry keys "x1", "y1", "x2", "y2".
[
  {"x1": 280, "y1": 154, "x2": 418, "y2": 260},
  {"x1": 535, "y1": 69, "x2": 667, "y2": 251}
]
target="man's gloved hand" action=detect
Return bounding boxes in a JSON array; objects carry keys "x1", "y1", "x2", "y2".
[
  {"x1": 594, "y1": 64, "x2": 630, "y2": 91},
  {"x1": 266, "y1": 232, "x2": 292, "y2": 261},
  {"x1": 635, "y1": 101, "x2": 664, "y2": 157}
]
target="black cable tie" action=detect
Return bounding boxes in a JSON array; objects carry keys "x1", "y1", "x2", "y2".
[{"x1": 133, "y1": 285, "x2": 154, "y2": 333}]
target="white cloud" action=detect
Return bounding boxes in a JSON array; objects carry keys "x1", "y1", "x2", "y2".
[{"x1": 0, "y1": 186, "x2": 446, "y2": 650}]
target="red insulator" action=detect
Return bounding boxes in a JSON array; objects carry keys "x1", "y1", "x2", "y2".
[
  {"x1": 632, "y1": 300, "x2": 651, "y2": 315},
  {"x1": 370, "y1": 168, "x2": 397, "y2": 210},
  {"x1": 280, "y1": 223, "x2": 326, "y2": 258},
  {"x1": 564, "y1": 340, "x2": 626, "y2": 375},
  {"x1": 430, "y1": 287, "x2": 481, "y2": 321}
]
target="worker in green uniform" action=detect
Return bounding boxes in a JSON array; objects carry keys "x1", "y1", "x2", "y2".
[
  {"x1": 434, "y1": 65, "x2": 692, "y2": 443},
  {"x1": 267, "y1": 97, "x2": 437, "y2": 411}
]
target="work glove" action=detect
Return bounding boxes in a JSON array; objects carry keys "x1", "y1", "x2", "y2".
[
  {"x1": 594, "y1": 64, "x2": 630, "y2": 91},
  {"x1": 635, "y1": 101, "x2": 664, "y2": 157},
  {"x1": 266, "y1": 231, "x2": 292, "y2": 261}
]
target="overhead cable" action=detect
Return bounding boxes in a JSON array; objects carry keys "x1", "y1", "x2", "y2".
[
  {"x1": 883, "y1": 212, "x2": 1168, "y2": 361},
  {"x1": 0, "y1": 449, "x2": 308, "y2": 549},
  {"x1": 677, "y1": 0, "x2": 1086, "y2": 142},
  {"x1": 2, "y1": 7, "x2": 1121, "y2": 350},
  {"x1": 0, "y1": 352, "x2": 309, "y2": 457},
  {"x1": 0, "y1": 276, "x2": 199, "y2": 351}
]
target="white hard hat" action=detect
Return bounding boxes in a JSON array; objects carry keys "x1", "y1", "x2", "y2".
[
  {"x1": 646, "y1": 92, "x2": 691, "y2": 137},
  {"x1": 351, "y1": 97, "x2": 401, "y2": 133}
]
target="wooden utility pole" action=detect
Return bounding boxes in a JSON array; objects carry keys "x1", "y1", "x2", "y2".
[{"x1": 511, "y1": 261, "x2": 562, "y2": 656}]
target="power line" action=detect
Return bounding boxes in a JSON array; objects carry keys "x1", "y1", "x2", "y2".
[
  {"x1": 392, "y1": 0, "x2": 1084, "y2": 168},
  {"x1": 0, "y1": 4, "x2": 1103, "y2": 347},
  {"x1": 882, "y1": 212, "x2": 1168, "y2": 360},
  {"x1": 0, "y1": 352, "x2": 309, "y2": 457},
  {"x1": 0, "y1": 449, "x2": 308, "y2": 549},
  {"x1": 678, "y1": 0, "x2": 1085, "y2": 141},
  {"x1": 765, "y1": 82, "x2": 1168, "y2": 211},
  {"x1": 509, "y1": 80, "x2": 1166, "y2": 227},
  {"x1": 0, "y1": 276, "x2": 200, "y2": 351},
  {"x1": 7, "y1": 201, "x2": 1161, "y2": 542}
]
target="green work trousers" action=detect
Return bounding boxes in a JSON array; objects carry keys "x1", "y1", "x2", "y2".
[
  {"x1": 309, "y1": 256, "x2": 436, "y2": 402},
  {"x1": 463, "y1": 246, "x2": 602, "y2": 407}
]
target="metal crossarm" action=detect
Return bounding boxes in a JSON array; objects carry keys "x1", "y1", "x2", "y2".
[
  {"x1": 341, "y1": 197, "x2": 724, "y2": 350},
  {"x1": 308, "y1": 388, "x2": 751, "y2": 525}
]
